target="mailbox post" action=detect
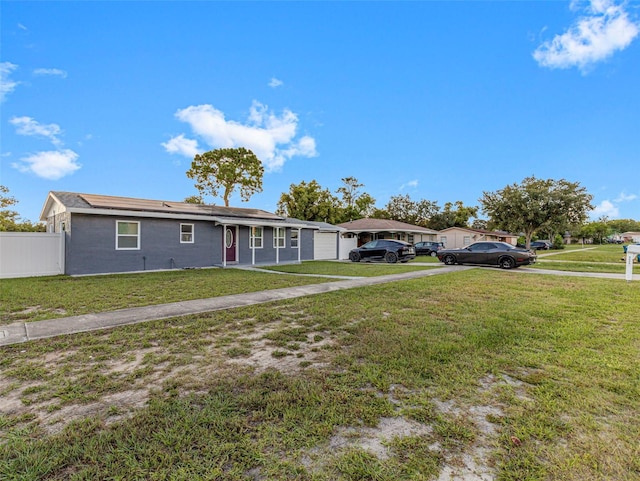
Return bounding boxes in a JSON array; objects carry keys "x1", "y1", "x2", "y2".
[{"x1": 625, "y1": 244, "x2": 640, "y2": 281}]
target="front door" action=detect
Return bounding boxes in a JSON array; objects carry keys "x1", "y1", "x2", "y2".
[{"x1": 225, "y1": 227, "x2": 237, "y2": 262}]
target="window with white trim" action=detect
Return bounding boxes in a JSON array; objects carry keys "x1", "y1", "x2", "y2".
[
  {"x1": 291, "y1": 229, "x2": 299, "y2": 248},
  {"x1": 116, "y1": 220, "x2": 140, "y2": 250},
  {"x1": 250, "y1": 226, "x2": 263, "y2": 248},
  {"x1": 273, "y1": 227, "x2": 285, "y2": 248},
  {"x1": 180, "y1": 223, "x2": 194, "y2": 243},
  {"x1": 463, "y1": 236, "x2": 472, "y2": 246}
]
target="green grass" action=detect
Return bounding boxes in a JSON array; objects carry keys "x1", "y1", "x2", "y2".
[
  {"x1": 533, "y1": 244, "x2": 637, "y2": 274},
  {"x1": 1, "y1": 270, "x2": 639, "y2": 480},
  {"x1": 262, "y1": 260, "x2": 442, "y2": 277},
  {"x1": 0, "y1": 268, "x2": 339, "y2": 325}
]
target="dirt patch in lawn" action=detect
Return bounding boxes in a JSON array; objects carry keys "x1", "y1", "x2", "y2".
[{"x1": 0, "y1": 315, "x2": 531, "y2": 481}]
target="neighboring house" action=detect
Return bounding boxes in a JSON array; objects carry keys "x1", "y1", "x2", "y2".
[
  {"x1": 438, "y1": 227, "x2": 518, "y2": 249},
  {"x1": 40, "y1": 192, "x2": 318, "y2": 275},
  {"x1": 337, "y1": 218, "x2": 439, "y2": 246},
  {"x1": 621, "y1": 232, "x2": 640, "y2": 243}
]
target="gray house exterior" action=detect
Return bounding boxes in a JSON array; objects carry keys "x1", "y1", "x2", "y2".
[{"x1": 40, "y1": 192, "x2": 317, "y2": 275}]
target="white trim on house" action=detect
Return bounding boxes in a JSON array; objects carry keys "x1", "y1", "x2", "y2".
[
  {"x1": 180, "y1": 223, "x2": 194, "y2": 243},
  {"x1": 116, "y1": 220, "x2": 140, "y2": 250}
]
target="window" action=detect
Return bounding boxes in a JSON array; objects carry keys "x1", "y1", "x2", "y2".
[
  {"x1": 273, "y1": 227, "x2": 285, "y2": 248},
  {"x1": 407, "y1": 234, "x2": 414, "y2": 243},
  {"x1": 180, "y1": 224, "x2": 194, "y2": 243},
  {"x1": 463, "y1": 236, "x2": 472, "y2": 246},
  {"x1": 440, "y1": 236, "x2": 447, "y2": 246},
  {"x1": 116, "y1": 221, "x2": 140, "y2": 250},
  {"x1": 250, "y1": 226, "x2": 263, "y2": 248},
  {"x1": 291, "y1": 229, "x2": 299, "y2": 248}
]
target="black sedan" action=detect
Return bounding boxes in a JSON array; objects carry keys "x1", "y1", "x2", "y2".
[
  {"x1": 349, "y1": 239, "x2": 416, "y2": 263},
  {"x1": 436, "y1": 241, "x2": 536, "y2": 269}
]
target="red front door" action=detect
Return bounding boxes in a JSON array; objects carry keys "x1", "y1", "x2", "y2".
[{"x1": 225, "y1": 227, "x2": 237, "y2": 262}]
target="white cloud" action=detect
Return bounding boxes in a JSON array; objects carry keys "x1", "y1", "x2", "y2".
[
  {"x1": 10, "y1": 116, "x2": 63, "y2": 146},
  {"x1": 591, "y1": 199, "x2": 619, "y2": 218},
  {"x1": 161, "y1": 134, "x2": 199, "y2": 158},
  {"x1": 533, "y1": 0, "x2": 639, "y2": 71},
  {"x1": 12, "y1": 149, "x2": 80, "y2": 180},
  {"x1": 269, "y1": 77, "x2": 283, "y2": 88},
  {"x1": 615, "y1": 192, "x2": 638, "y2": 202},
  {"x1": 33, "y1": 68, "x2": 68, "y2": 78},
  {"x1": 164, "y1": 101, "x2": 317, "y2": 171},
  {"x1": 1, "y1": 62, "x2": 20, "y2": 102},
  {"x1": 400, "y1": 180, "x2": 419, "y2": 190}
]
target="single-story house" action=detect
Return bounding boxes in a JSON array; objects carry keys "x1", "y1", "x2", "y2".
[
  {"x1": 336, "y1": 218, "x2": 439, "y2": 246},
  {"x1": 620, "y1": 232, "x2": 640, "y2": 243},
  {"x1": 438, "y1": 227, "x2": 518, "y2": 249},
  {"x1": 40, "y1": 191, "x2": 320, "y2": 275}
]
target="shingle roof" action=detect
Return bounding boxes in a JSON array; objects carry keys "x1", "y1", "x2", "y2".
[
  {"x1": 50, "y1": 191, "x2": 282, "y2": 221},
  {"x1": 336, "y1": 218, "x2": 438, "y2": 234}
]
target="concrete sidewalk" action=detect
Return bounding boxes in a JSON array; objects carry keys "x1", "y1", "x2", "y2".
[{"x1": 0, "y1": 266, "x2": 470, "y2": 347}]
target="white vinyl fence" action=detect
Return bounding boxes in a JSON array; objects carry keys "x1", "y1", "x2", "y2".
[
  {"x1": 339, "y1": 236, "x2": 358, "y2": 260},
  {"x1": 0, "y1": 232, "x2": 65, "y2": 278}
]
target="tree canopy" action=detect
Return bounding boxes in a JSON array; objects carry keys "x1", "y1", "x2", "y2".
[
  {"x1": 336, "y1": 177, "x2": 376, "y2": 222},
  {"x1": 0, "y1": 185, "x2": 45, "y2": 232},
  {"x1": 276, "y1": 180, "x2": 341, "y2": 223},
  {"x1": 480, "y1": 176, "x2": 593, "y2": 248},
  {"x1": 186, "y1": 148, "x2": 264, "y2": 207}
]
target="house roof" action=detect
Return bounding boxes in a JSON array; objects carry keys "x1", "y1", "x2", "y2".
[
  {"x1": 438, "y1": 226, "x2": 518, "y2": 238},
  {"x1": 40, "y1": 192, "x2": 316, "y2": 229},
  {"x1": 336, "y1": 218, "x2": 438, "y2": 234},
  {"x1": 285, "y1": 218, "x2": 346, "y2": 232}
]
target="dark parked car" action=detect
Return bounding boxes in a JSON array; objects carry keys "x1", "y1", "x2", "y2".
[
  {"x1": 414, "y1": 241, "x2": 444, "y2": 257},
  {"x1": 530, "y1": 240, "x2": 551, "y2": 250},
  {"x1": 349, "y1": 239, "x2": 416, "y2": 263},
  {"x1": 436, "y1": 241, "x2": 536, "y2": 269}
]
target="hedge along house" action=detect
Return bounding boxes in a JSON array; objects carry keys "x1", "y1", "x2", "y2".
[{"x1": 40, "y1": 192, "x2": 317, "y2": 275}]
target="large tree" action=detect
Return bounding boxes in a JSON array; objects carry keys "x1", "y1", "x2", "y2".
[
  {"x1": 276, "y1": 180, "x2": 340, "y2": 223},
  {"x1": 186, "y1": 148, "x2": 264, "y2": 207},
  {"x1": 427, "y1": 201, "x2": 478, "y2": 230},
  {"x1": 480, "y1": 176, "x2": 593, "y2": 248},
  {"x1": 384, "y1": 194, "x2": 438, "y2": 227},
  {"x1": 335, "y1": 176, "x2": 376, "y2": 223}
]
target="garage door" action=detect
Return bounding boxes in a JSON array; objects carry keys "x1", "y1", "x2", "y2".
[{"x1": 314, "y1": 232, "x2": 337, "y2": 260}]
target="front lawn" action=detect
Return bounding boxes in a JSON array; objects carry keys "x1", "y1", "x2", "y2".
[
  {"x1": 0, "y1": 268, "x2": 337, "y2": 325},
  {"x1": 533, "y1": 244, "x2": 634, "y2": 274},
  {"x1": 262, "y1": 260, "x2": 442, "y2": 277},
  {"x1": 1, "y1": 270, "x2": 638, "y2": 480}
]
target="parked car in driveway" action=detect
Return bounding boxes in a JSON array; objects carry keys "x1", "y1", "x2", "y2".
[
  {"x1": 349, "y1": 239, "x2": 416, "y2": 263},
  {"x1": 414, "y1": 241, "x2": 444, "y2": 256},
  {"x1": 436, "y1": 241, "x2": 536, "y2": 269}
]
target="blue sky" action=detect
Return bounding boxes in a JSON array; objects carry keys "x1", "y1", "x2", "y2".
[{"x1": 2, "y1": 1, "x2": 639, "y2": 224}]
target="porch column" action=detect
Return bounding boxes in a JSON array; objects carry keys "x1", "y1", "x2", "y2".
[
  {"x1": 251, "y1": 226, "x2": 256, "y2": 265},
  {"x1": 298, "y1": 228, "x2": 301, "y2": 263},
  {"x1": 222, "y1": 223, "x2": 227, "y2": 268}
]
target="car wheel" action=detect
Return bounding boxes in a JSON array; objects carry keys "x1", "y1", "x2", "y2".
[
  {"x1": 430, "y1": 251, "x2": 437, "y2": 257},
  {"x1": 443, "y1": 254, "x2": 456, "y2": 265},
  {"x1": 349, "y1": 252, "x2": 361, "y2": 262},
  {"x1": 499, "y1": 256, "x2": 515, "y2": 269},
  {"x1": 385, "y1": 252, "x2": 398, "y2": 263}
]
